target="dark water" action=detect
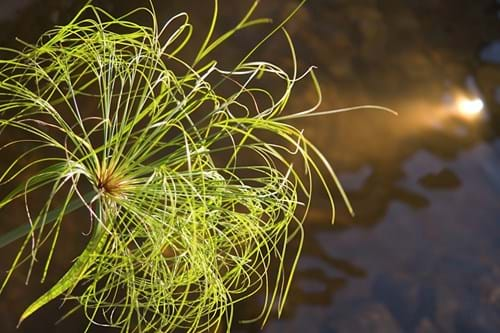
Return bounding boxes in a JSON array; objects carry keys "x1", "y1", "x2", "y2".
[{"x1": 1, "y1": 1, "x2": 500, "y2": 332}]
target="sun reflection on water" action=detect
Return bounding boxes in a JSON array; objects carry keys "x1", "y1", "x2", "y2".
[{"x1": 456, "y1": 96, "x2": 484, "y2": 119}]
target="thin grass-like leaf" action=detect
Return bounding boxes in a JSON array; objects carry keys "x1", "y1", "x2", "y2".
[{"x1": 0, "y1": 2, "x2": 393, "y2": 332}]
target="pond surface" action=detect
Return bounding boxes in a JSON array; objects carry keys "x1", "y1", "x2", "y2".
[{"x1": 0, "y1": 1, "x2": 499, "y2": 332}]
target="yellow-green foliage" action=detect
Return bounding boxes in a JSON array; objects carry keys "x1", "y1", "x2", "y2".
[{"x1": 0, "y1": 2, "x2": 367, "y2": 332}]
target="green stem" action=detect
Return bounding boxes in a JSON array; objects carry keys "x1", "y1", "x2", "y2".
[{"x1": 18, "y1": 219, "x2": 107, "y2": 326}]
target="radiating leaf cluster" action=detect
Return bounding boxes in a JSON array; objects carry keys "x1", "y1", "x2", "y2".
[{"x1": 0, "y1": 2, "x2": 350, "y2": 332}]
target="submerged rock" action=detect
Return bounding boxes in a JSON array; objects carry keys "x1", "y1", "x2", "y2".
[{"x1": 418, "y1": 168, "x2": 461, "y2": 190}]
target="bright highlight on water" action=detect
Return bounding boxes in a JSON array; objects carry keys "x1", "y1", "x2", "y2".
[{"x1": 456, "y1": 97, "x2": 484, "y2": 118}]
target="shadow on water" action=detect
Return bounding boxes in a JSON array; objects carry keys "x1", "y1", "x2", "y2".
[{"x1": 1, "y1": 0, "x2": 500, "y2": 332}]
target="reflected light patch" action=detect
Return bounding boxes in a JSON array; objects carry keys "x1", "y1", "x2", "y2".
[{"x1": 456, "y1": 97, "x2": 484, "y2": 118}]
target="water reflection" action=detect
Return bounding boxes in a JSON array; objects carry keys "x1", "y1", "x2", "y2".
[
  {"x1": 456, "y1": 97, "x2": 484, "y2": 119},
  {"x1": 0, "y1": 0, "x2": 500, "y2": 332},
  {"x1": 480, "y1": 40, "x2": 500, "y2": 64},
  {"x1": 253, "y1": 140, "x2": 500, "y2": 333}
]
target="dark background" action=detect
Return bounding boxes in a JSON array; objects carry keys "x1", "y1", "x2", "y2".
[{"x1": 1, "y1": 0, "x2": 500, "y2": 332}]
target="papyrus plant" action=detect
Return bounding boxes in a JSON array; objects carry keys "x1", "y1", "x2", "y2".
[{"x1": 0, "y1": 2, "x2": 390, "y2": 332}]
